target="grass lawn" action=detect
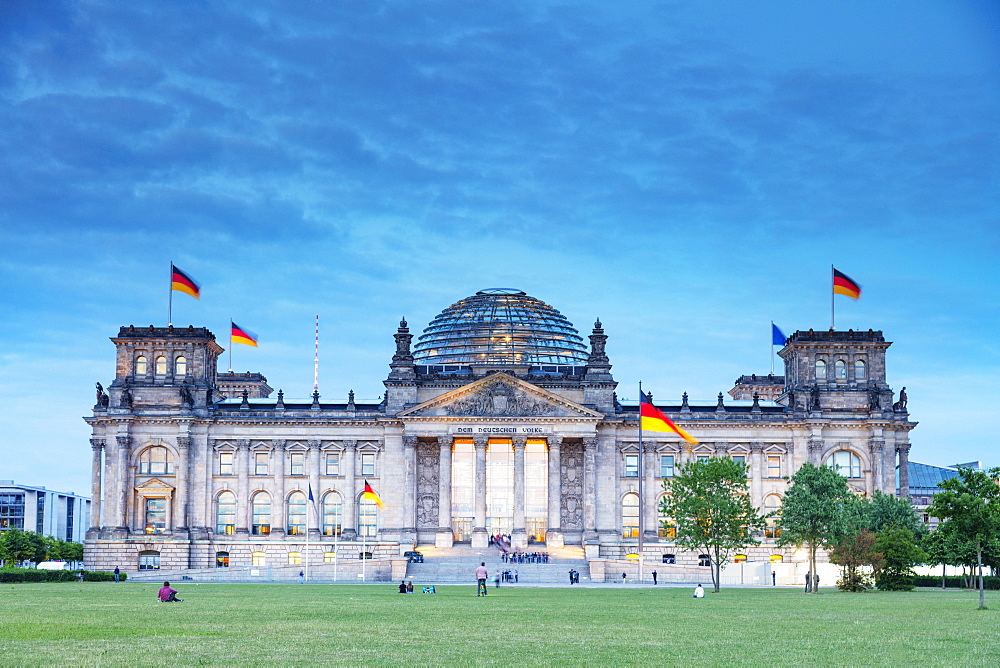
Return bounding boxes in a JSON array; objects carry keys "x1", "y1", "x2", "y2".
[{"x1": 0, "y1": 583, "x2": 997, "y2": 666}]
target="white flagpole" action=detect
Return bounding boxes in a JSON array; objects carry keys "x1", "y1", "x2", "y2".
[
  {"x1": 362, "y1": 516, "x2": 367, "y2": 583},
  {"x1": 770, "y1": 321, "x2": 775, "y2": 375},
  {"x1": 333, "y1": 507, "x2": 339, "y2": 582},
  {"x1": 638, "y1": 382, "x2": 644, "y2": 586},
  {"x1": 167, "y1": 263, "x2": 173, "y2": 326}
]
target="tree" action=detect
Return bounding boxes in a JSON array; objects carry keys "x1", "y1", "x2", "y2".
[
  {"x1": 44, "y1": 537, "x2": 84, "y2": 562},
  {"x1": 660, "y1": 457, "x2": 767, "y2": 593},
  {"x1": 830, "y1": 528, "x2": 882, "y2": 592},
  {"x1": 867, "y1": 490, "x2": 925, "y2": 536},
  {"x1": 778, "y1": 462, "x2": 852, "y2": 593},
  {"x1": 927, "y1": 466, "x2": 1000, "y2": 610},
  {"x1": 0, "y1": 528, "x2": 48, "y2": 564},
  {"x1": 873, "y1": 526, "x2": 926, "y2": 591}
]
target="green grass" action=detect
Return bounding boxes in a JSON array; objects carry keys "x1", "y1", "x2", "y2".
[{"x1": 0, "y1": 583, "x2": 998, "y2": 666}]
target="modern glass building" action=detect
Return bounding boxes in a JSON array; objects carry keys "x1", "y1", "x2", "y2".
[{"x1": 0, "y1": 480, "x2": 90, "y2": 543}]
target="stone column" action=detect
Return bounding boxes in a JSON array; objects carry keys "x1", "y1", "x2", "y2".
[
  {"x1": 808, "y1": 439, "x2": 824, "y2": 466},
  {"x1": 308, "y1": 439, "x2": 322, "y2": 538},
  {"x1": 582, "y1": 436, "x2": 598, "y2": 542},
  {"x1": 235, "y1": 439, "x2": 250, "y2": 535},
  {"x1": 401, "y1": 435, "x2": 418, "y2": 541},
  {"x1": 642, "y1": 443, "x2": 658, "y2": 539},
  {"x1": 595, "y1": 432, "x2": 618, "y2": 541},
  {"x1": 512, "y1": 436, "x2": 527, "y2": 549},
  {"x1": 436, "y1": 436, "x2": 454, "y2": 547},
  {"x1": 89, "y1": 439, "x2": 105, "y2": 534},
  {"x1": 546, "y1": 435, "x2": 564, "y2": 548},
  {"x1": 101, "y1": 440, "x2": 116, "y2": 536},
  {"x1": 472, "y1": 436, "x2": 488, "y2": 548},
  {"x1": 270, "y1": 440, "x2": 286, "y2": 536},
  {"x1": 115, "y1": 435, "x2": 132, "y2": 535},
  {"x1": 868, "y1": 438, "x2": 884, "y2": 495},
  {"x1": 175, "y1": 436, "x2": 191, "y2": 532},
  {"x1": 749, "y1": 442, "x2": 764, "y2": 503},
  {"x1": 897, "y1": 443, "x2": 911, "y2": 498},
  {"x1": 341, "y1": 440, "x2": 357, "y2": 538}
]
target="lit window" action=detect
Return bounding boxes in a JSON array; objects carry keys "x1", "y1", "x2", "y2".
[
  {"x1": 144, "y1": 498, "x2": 167, "y2": 534},
  {"x1": 622, "y1": 492, "x2": 639, "y2": 538},
  {"x1": 358, "y1": 496, "x2": 378, "y2": 538},
  {"x1": 251, "y1": 551, "x2": 266, "y2": 566},
  {"x1": 175, "y1": 356, "x2": 187, "y2": 376},
  {"x1": 254, "y1": 452, "x2": 268, "y2": 475},
  {"x1": 624, "y1": 454, "x2": 639, "y2": 478},
  {"x1": 290, "y1": 452, "x2": 305, "y2": 476},
  {"x1": 657, "y1": 495, "x2": 676, "y2": 539},
  {"x1": 287, "y1": 491, "x2": 306, "y2": 535},
  {"x1": 323, "y1": 551, "x2": 336, "y2": 563},
  {"x1": 835, "y1": 359, "x2": 847, "y2": 379},
  {"x1": 155, "y1": 356, "x2": 167, "y2": 375},
  {"x1": 855, "y1": 360, "x2": 867, "y2": 379},
  {"x1": 251, "y1": 492, "x2": 270, "y2": 535},
  {"x1": 764, "y1": 494, "x2": 782, "y2": 539},
  {"x1": 287, "y1": 552, "x2": 302, "y2": 565},
  {"x1": 660, "y1": 455, "x2": 674, "y2": 478},
  {"x1": 216, "y1": 491, "x2": 236, "y2": 534},
  {"x1": 323, "y1": 492, "x2": 343, "y2": 536},
  {"x1": 767, "y1": 456, "x2": 781, "y2": 478},
  {"x1": 815, "y1": 359, "x2": 827, "y2": 379},
  {"x1": 219, "y1": 451, "x2": 234, "y2": 475},
  {"x1": 216, "y1": 551, "x2": 230, "y2": 568},
  {"x1": 135, "y1": 356, "x2": 148, "y2": 375},
  {"x1": 827, "y1": 450, "x2": 862, "y2": 478},
  {"x1": 361, "y1": 453, "x2": 376, "y2": 477},
  {"x1": 139, "y1": 446, "x2": 174, "y2": 475},
  {"x1": 662, "y1": 553, "x2": 676, "y2": 564},
  {"x1": 325, "y1": 452, "x2": 340, "y2": 476},
  {"x1": 138, "y1": 550, "x2": 160, "y2": 570}
]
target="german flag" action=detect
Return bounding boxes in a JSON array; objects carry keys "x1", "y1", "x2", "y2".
[
  {"x1": 833, "y1": 268, "x2": 861, "y2": 300},
  {"x1": 231, "y1": 322, "x2": 258, "y2": 347},
  {"x1": 170, "y1": 264, "x2": 201, "y2": 299},
  {"x1": 362, "y1": 480, "x2": 385, "y2": 508},
  {"x1": 640, "y1": 392, "x2": 698, "y2": 444}
]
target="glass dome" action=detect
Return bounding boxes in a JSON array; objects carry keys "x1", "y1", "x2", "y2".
[{"x1": 412, "y1": 288, "x2": 589, "y2": 366}]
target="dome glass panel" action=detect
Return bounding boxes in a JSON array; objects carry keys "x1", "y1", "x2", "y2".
[{"x1": 413, "y1": 288, "x2": 589, "y2": 366}]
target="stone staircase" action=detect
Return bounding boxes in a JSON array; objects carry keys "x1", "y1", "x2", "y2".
[{"x1": 402, "y1": 544, "x2": 591, "y2": 585}]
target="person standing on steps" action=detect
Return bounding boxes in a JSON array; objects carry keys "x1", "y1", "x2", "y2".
[{"x1": 476, "y1": 562, "x2": 489, "y2": 596}]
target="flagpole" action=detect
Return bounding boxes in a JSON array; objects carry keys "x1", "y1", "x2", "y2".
[
  {"x1": 638, "y1": 381, "x2": 644, "y2": 586},
  {"x1": 168, "y1": 263, "x2": 173, "y2": 327},
  {"x1": 831, "y1": 265, "x2": 835, "y2": 330},
  {"x1": 305, "y1": 493, "x2": 311, "y2": 585},
  {"x1": 333, "y1": 509, "x2": 339, "y2": 582},
  {"x1": 362, "y1": 517, "x2": 367, "y2": 583},
  {"x1": 770, "y1": 321, "x2": 775, "y2": 375},
  {"x1": 228, "y1": 319, "x2": 233, "y2": 372}
]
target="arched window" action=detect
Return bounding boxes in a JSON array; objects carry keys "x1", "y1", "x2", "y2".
[
  {"x1": 764, "y1": 494, "x2": 782, "y2": 539},
  {"x1": 251, "y1": 551, "x2": 266, "y2": 566},
  {"x1": 287, "y1": 552, "x2": 302, "y2": 565},
  {"x1": 323, "y1": 492, "x2": 343, "y2": 536},
  {"x1": 815, "y1": 359, "x2": 827, "y2": 379},
  {"x1": 622, "y1": 492, "x2": 639, "y2": 539},
  {"x1": 358, "y1": 496, "x2": 378, "y2": 538},
  {"x1": 216, "y1": 551, "x2": 230, "y2": 568},
  {"x1": 155, "y1": 356, "x2": 167, "y2": 375},
  {"x1": 138, "y1": 446, "x2": 173, "y2": 475},
  {"x1": 287, "y1": 491, "x2": 306, "y2": 535},
  {"x1": 135, "y1": 355, "x2": 148, "y2": 376},
  {"x1": 175, "y1": 356, "x2": 187, "y2": 376},
  {"x1": 216, "y1": 491, "x2": 236, "y2": 534},
  {"x1": 854, "y1": 360, "x2": 867, "y2": 379},
  {"x1": 251, "y1": 492, "x2": 271, "y2": 535},
  {"x1": 138, "y1": 550, "x2": 160, "y2": 570},
  {"x1": 835, "y1": 359, "x2": 847, "y2": 379},
  {"x1": 827, "y1": 450, "x2": 862, "y2": 478},
  {"x1": 657, "y1": 494, "x2": 675, "y2": 538}
]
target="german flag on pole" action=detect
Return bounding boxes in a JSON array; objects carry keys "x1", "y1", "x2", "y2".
[
  {"x1": 170, "y1": 264, "x2": 201, "y2": 299},
  {"x1": 833, "y1": 268, "x2": 861, "y2": 300},
  {"x1": 362, "y1": 480, "x2": 385, "y2": 508},
  {"x1": 640, "y1": 392, "x2": 698, "y2": 444},
  {"x1": 231, "y1": 322, "x2": 259, "y2": 347}
]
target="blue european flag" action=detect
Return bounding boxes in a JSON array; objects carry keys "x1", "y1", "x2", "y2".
[{"x1": 772, "y1": 323, "x2": 787, "y2": 346}]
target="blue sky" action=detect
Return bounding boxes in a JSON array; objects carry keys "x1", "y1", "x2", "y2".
[{"x1": 1, "y1": 1, "x2": 997, "y2": 495}]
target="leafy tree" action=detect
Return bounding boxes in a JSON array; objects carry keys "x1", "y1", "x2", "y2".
[
  {"x1": 0, "y1": 528, "x2": 48, "y2": 564},
  {"x1": 927, "y1": 466, "x2": 1000, "y2": 609},
  {"x1": 830, "y1": 528, "x2": 882, "y2": 592},
  {"x1": 873, "y1": 526, "x2": 926, "y2": 591},
  {"x1": 660, "y1": 457, "x2": 767, "y2": 593},
  {"x1": 867, "y1": 490, "x2": 925, "y2": 536},
  {"x1": 44, "y1": 537, "x2": 84, "y2": 562},
  {"x1": 778, "y1": 462, "x2": 852, "y2": 593}
]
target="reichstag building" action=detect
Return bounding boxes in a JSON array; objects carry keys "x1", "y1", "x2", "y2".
[{"x1": 84, "y1": 288, "x2": 916, "y2": 574}]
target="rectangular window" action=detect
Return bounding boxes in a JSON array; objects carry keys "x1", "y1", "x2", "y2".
[
  {"x1": 767, "y1": 456, "x2": 781, "y2": 478},
  {"x1": 697, "y1": 455, "x2": 709, "y2": 463},
  {"x1": 731, "y1": 455, "x2": 745, "y2": 467},
  {"x1": 361, "y1": 453, "x2": 376, "y2": 477},
  {"x1": 144, "y1": 498, "x2": 167, "y2": 534},
  {"x1": 254, "y1": 452, "x2": 268, "y2": 475},
  {"x1": 660, "y1": 455, "x2": 674, "y2": 478},
  {"x1": 0, "y1": 493, "x2": 26, "y2": 531},
  {"x1": 219, "y1": 451, "x2": 234, "y2": 475},
  {"x1": 624, "y1": 454, "x2": 639, "y2": 478},
  {"x1": 325, "y1": 452, "x2": 340, "y2": 476},
  {"x1": 290, "y1": 452, "x2": 305, "y2": 476}
]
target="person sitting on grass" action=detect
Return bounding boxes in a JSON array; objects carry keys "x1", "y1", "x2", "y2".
[
  {"x1": 398, "y1": 580, "x2": 407, "y2": 593},
  {"x1": 158, "y1": 581, "x2": 183, "y2": 602},
  {"x1": 693, "y1": 584, "x2": 705, "y2": 598}
]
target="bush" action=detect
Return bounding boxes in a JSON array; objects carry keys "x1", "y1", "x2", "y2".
[
  {"x1": 0, "y1": 568, "x2": 126, "y2": 583},
  {"x1": 912, "y1": 575, "x2": 1000, "y2": 590}
]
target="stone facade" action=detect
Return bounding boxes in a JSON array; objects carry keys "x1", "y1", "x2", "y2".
[{"x1": 84, "y1": 303, "x2": 916, "y2": 574}]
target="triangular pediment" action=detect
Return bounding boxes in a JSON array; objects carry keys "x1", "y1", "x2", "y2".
[
  {"x1": 397, "y1": 373, "x2": 603, "y2": 419},
  {"x1": 135, "y1": 477, "x2": 175, "y2": 494}
]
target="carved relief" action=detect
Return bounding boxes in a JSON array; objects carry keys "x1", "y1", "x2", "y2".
[
  {"x1": 415, "y1": 442, "x2": 439, "y2": 528},
  {"x1": 560, "y1": 441, "x2": 584, "y2": 530},
  {"x1": 444, "y1": 378, "x2": 555, "y2": 417}
]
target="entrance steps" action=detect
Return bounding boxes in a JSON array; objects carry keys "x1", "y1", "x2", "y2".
[{"x1": 403, "y1": 544, "x2": 591, "y2": 585}]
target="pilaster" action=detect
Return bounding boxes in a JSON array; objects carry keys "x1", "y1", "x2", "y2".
[
  {"x1": 472, "y1": 436, "x2": 488, "y2": 548},
  {"x1": 341, "y1": 440, "x2": 357, "y2": 538},
  {"x1": 89, "y1": 438, "x2": 105, "y2": 535},
  {"x1": 512, "y1": 436, "x2": 527, "y2": 549},
  {"x1": 436, "y1": 435, "x2": 454, "y2": 547},
  {"x1": 546, "y1": 435, "x2": 564, "y2": 547}
]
